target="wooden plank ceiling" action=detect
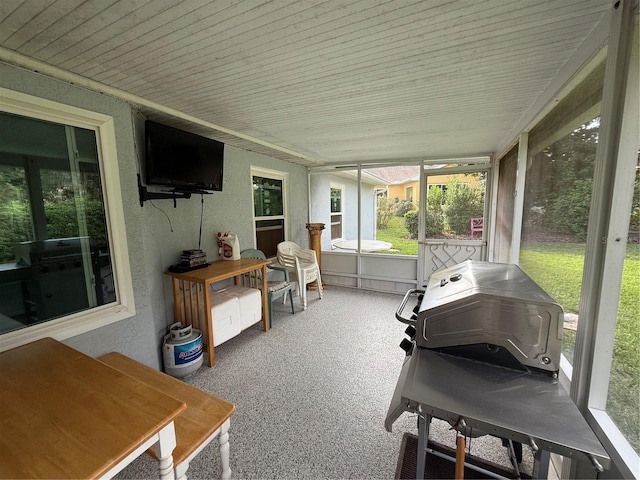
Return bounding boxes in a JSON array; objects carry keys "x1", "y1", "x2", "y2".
[{"x1": 0, "y1": 0, "x2": 612, "y2": 167}]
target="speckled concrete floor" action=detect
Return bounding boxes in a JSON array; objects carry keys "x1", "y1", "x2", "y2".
[{"x1": 116, "y1": 286, "x2": 533, "y2": 479}]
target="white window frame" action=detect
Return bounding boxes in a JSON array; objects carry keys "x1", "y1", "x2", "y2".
[
  {"x1": 330, "y1": 182, "x2": 345, "y2": 243},
  {"x1": 576, "y1": 7, "x2": 639, "y2": 477},
  {"x1": 0, "y1": 88, "x2": 135, "y2": 351},
  {"x1": 251, "y1": 166, "x2": 289, "y2": 249},
  {"x1": 507, "y1": 6, "x2": 639, "y2": 476}
]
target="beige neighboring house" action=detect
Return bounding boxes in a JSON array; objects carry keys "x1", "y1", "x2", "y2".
[{"x1": 370, "y1": 166, "x2": 482, "y2": 207}]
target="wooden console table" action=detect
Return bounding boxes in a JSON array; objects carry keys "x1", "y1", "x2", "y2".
[
  {"x1": 0, "y1": 338, "x2": 186, "y2": 479},
  {"x1": 166, "y1": 258, "x2": 270, "y2": 367}
]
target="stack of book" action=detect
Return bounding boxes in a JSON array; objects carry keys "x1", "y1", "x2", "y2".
[{"x1": 181, "y1": 249, "x2": 207, "y2": 267}]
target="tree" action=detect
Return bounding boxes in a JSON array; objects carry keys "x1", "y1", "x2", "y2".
[
  {"x1": 404, "y1": 210, "x2": 418, "y2": 239},
  {"x1": 443, "y1": 179, "x2": 483, "y2": 235},
  {"x1": 524, "y1": 119, "x2": 599, "y2": 240},
  {"x1": 424, "y1": 186, "x2": 444, "y2": 237},
  {"x1": 0, "y1": 200, "x2": 32, "y2": 262},
  {"x1": 548, "y1": 179, "x2": 593, "y2": 241},
  {"x1": 395, "y1": 199, "x2": 414, "y2": 217},
  {"x1": 45, "y1": 198, "x2": 108, "y2": 243},
  {"x1": 376, "y1": 195, "x2": 394, "y2": 229}
]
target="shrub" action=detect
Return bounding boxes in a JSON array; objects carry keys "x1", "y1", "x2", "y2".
[
  {"x1": 376, "y1": 195, "x2": 394, "y2": 229},
  {"x1": 404, "y1": 210, "x2": 419, "y2": 239},
  {"x1": 45, "y1": 198, "x2": 109, "y2": 243},
  {"x1": 443, "y1": 180, "x2": 483, "y2": 234},
  {"x1": 0, "y1": 201, "x2": 32, "y2": 262},
  {"x1": 547, "y1": 178, "x2": 592, "y2": 241},
  {"x1": 0, "y1": 197, "x2": 109, "y2": 263},
  {"x1": 425, "y1": 186, "x2": 445, "y2": 237},
  {"x1": 395, "y1": 199, "x2": 414, "y2": 217}
]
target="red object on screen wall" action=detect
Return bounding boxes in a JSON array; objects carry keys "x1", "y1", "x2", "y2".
[{"x1": 471, "y1": 217, "x2": 484, "y2": 238}]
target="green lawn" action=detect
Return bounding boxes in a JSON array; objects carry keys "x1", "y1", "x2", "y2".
[
  {"x1": 376, "y1": 216, "x2": 418, "y2": 255},
  {"x1": 521, "y1": 242, "x2": 639, "y2": 452}
]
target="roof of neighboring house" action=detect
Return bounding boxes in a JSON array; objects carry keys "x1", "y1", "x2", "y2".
[
  {"x1": 364, "y1": 166, "x2": 420, "y2": 183},
  {"x1": 388, "y1": 174, "x2": 421, "y2": 185},
  {"x1": 334, "y1": 169, "x2": 390, "y2": 186},
  {"x1": 368, "y1": 165, "x2": 453, "y2": 185}
]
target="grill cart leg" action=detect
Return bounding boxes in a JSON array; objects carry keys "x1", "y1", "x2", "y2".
[
  {"x1": 532, "y1": 447, "x2": 551, "y2": 479},
  {"x1": 506, "y1": 439, "x2": 521, "y2": 479},
  {"x1": 416, "y1": 406, "x2": 431, "y2": 480}
]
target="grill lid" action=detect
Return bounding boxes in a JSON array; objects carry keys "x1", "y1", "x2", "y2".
[
  {"x1": 16, "y1": 237, "x2": 89, "y2": 265},
  {"x1": 423, "y1": 261, "x2": 559, "y2": 309},
  {"x1": 418, "y1": 261, "x2": 564, "y2": 374}
]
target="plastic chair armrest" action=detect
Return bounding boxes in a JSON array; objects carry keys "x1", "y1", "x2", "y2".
[{"x1": 268, "y1": 264, "x2": 291, "y2": 281}]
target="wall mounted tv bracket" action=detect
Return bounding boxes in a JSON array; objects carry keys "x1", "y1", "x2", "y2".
[{"x1": 137, "y1": 174, "x2": 210, "y2": 207}]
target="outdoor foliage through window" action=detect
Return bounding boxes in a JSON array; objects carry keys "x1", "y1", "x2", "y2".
[
  {"x1": 0, "y1": 166, "x2": 32, "y2": 262},
  {"x1": 421, "y1": 175, "x2": 485, "y2": 239},
  {"x1": 0, "y1": 111, "x2": 114, "y2": 332},
  {"x1": 519, "y1": 115, "x2": 639, "y2": 453}
]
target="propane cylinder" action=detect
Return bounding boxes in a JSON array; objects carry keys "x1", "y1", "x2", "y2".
[{"x1": 162, "y1": 322, "x2": 203, "y2": 378}]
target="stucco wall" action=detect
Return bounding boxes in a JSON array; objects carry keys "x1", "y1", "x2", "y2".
[{"x1": 0, "y1": 62, "x2": 309, "y2": 369}]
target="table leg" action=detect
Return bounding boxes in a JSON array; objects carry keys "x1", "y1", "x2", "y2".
[
  {"x1": 172, "y1": 277, "x2": 182, "y2": 322},
  {"x1": 204, "y1": 282, "x2": 215, "y2": 367},
  {"x1": 219, "y1": 418, "x2": 232, "y2": 480},
  {"x1": 261, "y1": 265, "x2": 269, "y2": 332},
  {"x1": 416, "y1": 408, "x2": 431, "y2": 480},
  {"x1": 153, "y1": 421, "x2": 177, "y2": 480},
  {"x1": 174, "y1": 461, "x2": 189, "y2": 480}
]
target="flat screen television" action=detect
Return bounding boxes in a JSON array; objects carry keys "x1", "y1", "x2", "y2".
[{"x1": 145, "y1": 120, "x2": 224, "y2": 192}]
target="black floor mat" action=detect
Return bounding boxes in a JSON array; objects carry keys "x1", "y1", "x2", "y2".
[{"x1": 395, "y1": 433, "x2": 531, "y2": 479}]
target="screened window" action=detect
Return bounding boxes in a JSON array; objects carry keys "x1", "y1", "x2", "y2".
[
  {"x1": 516, "y1": 41, "x2": 639, "y2": 466},
  {"x1": 607, "y1": 163, "x2": 640, "y2": 453},
  {"x1": 424, "y1": 171, "x2": 486, "y2": 240},
  {"x1": 521, "y1": 116, "x2": 601, "y2": 365},
  {"x1": 519, "y1": 60, "x2": 605, "y2": 366},
  {"x1": 365, "y1": 165, "x2": 419, "y2": 256},
  {"x1": 315, "y1": 165, "x2": 420, "y2": 255},
  {"x1": 494, "y1": 145, "x2": 518, "y2": 263}
]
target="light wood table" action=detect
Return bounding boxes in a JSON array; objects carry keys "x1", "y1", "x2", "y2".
[
  {"x1": 99, "y1": 352, "x2": 236, "y2": 480},
  {"x1": 0, "y1": 338, "x2": 186, "y2": 479},
  {"x1": 166, "y1": 258, "x2": 270, "y2": 367}
]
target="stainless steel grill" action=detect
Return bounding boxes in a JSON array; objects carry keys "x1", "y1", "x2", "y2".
[
  {"x1": 396, "y1": 260, "x2": 563, "y2": 375},
  {"x1": 388, "y1": 260, "x2": 610, "y2": 478},
  {"x1": 16, "y1": 237, "x2": 87, "y2": 267},
  {"x1": 15, "y1": 237, "x2": 93, "y2": 321}
]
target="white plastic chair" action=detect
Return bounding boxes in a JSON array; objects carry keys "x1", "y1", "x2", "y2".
[{"x1": 276, "y1": 241, "x2": 323, "y2": 310}]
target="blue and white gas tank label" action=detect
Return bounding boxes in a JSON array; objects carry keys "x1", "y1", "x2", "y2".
[{"x1": 173, "y1": 340, "x2": 203, "y2": 364}]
